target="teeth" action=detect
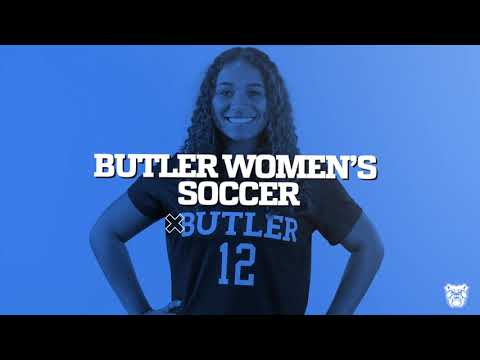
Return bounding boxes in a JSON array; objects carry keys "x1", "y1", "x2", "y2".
[{"x1": 226, "y1": 117, "x2": 254, "y2": 124}]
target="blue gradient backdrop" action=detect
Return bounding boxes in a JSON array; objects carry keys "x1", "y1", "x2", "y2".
[{"x1": 1, "y1": 45, "x2": 479, "y2": 314}]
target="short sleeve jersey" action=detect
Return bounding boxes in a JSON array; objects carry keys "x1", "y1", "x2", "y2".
[{"x1": 127, "y1": 154, "x2": 362, "y2": 315}]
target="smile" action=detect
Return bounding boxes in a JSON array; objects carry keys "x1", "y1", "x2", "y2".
[{"x1": 225, "y1": 117, "x2": 256, "y2": 124}]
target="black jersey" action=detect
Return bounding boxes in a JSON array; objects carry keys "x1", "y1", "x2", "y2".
[{"x1": 127, "y1": 154, "x2": 362, "y2": 315}]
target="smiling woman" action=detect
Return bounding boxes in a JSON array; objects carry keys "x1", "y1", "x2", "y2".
[
  {"x1": 90, "y1": 46, "x2": 383, "y2": 316},
  {"x1": 181, "y1": 47, "x2": 299, "y2": 157},
  {"x1": 212, "y1": 60, "x2": 268, "y2": 142}
]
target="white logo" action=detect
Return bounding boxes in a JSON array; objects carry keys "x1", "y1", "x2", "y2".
[{"x1": 444, "y1": 283, "x2": 469, "y2": 308}]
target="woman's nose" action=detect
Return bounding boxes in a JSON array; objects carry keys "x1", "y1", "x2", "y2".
[
  {"x1": 231, "y1": 90, "x2": 249, "y2": 106},
  {"x1": 227, "y1": 104, "x2": 254, "y2": 118},
  {"x1": 232, "y1": 107, "x2": 244, "y2": 117}
]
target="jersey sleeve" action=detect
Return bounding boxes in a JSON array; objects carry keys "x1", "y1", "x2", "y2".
[
  {"x1": 127, "y1": 165, "x2": 168, "y2": 220},
  {"x1": 305, "y1": 178, "x2": 363, "y2": 246}
]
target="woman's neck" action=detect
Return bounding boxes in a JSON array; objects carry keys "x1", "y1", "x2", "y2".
[{"x1": 223, "y1": 138, "x2": 259, "y2": 155}]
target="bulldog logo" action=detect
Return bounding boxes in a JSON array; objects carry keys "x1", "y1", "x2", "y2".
[{"x1": 444, "y1": 284, "x2": 469, "y2": 308}]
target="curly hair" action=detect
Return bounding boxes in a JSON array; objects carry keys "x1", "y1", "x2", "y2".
[
  {"x1": 181, "y1": 47, "x2": 299, "y2": 157},
  {"x1": 179, "y1": 47, "x2": 311, "y2": 215}
]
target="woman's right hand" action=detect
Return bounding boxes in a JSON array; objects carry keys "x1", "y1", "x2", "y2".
[{"x1": 143, "y1": 300, "x2": 182, "y2": 315}]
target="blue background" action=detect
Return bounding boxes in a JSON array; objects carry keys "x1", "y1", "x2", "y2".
[{"x1": 1, "y1": 45, "x2": 479, "y2": 314}]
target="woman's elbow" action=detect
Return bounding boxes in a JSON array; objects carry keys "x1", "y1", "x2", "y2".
[
  {"x1": 362, "y1": 215, "x2": 384, "y2": 263},
  {"x1": 89, "y1": 221, "x2": 116, "y2": 253},
  {"x1": 89, "y1": 222, "x2": 103, "y2": 253},
  {"x1": 374, "y1": 236, "x2": 384, "y2": 264},
  {"x1": 356, "y1": 223, "x2": 384, "y2": 266}
]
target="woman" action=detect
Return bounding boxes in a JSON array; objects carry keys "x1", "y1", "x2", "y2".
[{"x1": 90, "y1": 47, "x2": 384, "y2": 315}]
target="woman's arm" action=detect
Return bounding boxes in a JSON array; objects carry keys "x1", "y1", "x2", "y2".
[
  {"x1": 89, "y1": 193, "x2": 157, "y2": 315},
  {"x1": 326, "y1": 212, "x2": 384, "y2": 315}
]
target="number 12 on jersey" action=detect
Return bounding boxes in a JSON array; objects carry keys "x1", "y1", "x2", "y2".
[{"x1": 218, "y1": 242, "x2": 256, "y2": 286}]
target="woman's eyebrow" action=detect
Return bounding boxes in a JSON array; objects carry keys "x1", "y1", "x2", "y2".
[
  {"x1": 218, "y1": 82, "x2": 233, "y2": 87},
  {"x1": 248, "y1": 83, "x2": 264, "y2": 88}
]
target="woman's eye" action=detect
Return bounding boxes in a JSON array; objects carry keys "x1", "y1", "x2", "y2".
[
  {"x1": 219, "y1": 89, "x2": 233, "y2": 97},
  {"x1": 248, "y1": 90, "x2": 263, "y2": 97}
]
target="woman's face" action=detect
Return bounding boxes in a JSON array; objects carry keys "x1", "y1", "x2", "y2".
[{"x1": 212, "y1": 60, "x2": 268, "y2": 142}]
